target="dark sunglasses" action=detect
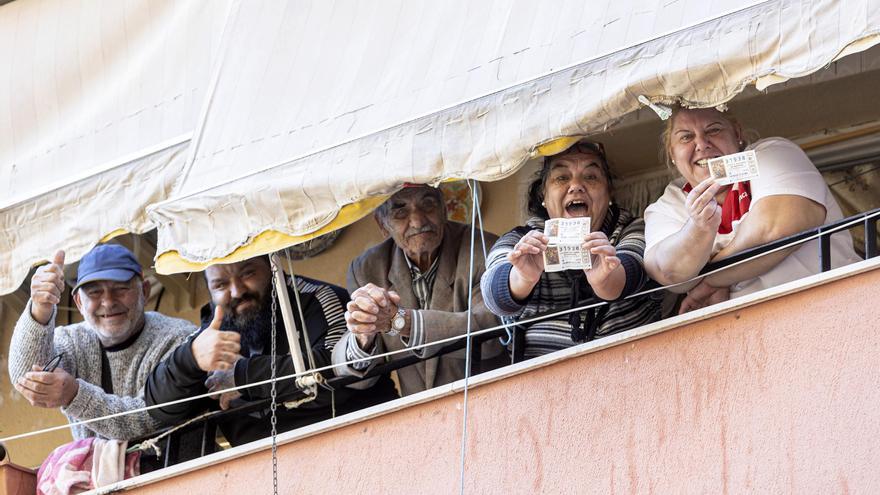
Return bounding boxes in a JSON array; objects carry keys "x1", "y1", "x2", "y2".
[{"x1": 544, "y1": 140, "x2": 607, "y2": 168}]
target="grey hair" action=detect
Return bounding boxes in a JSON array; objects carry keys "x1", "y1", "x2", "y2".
[{"x1": 373, "y1": 186, "x2": 445, "y2": 223}]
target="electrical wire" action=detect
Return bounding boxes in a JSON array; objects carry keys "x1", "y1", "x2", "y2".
[{"x1": 458, "y1": 180, "x2": 480, "y2": 494}]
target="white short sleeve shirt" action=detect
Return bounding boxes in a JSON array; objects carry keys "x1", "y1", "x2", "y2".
[{"x1": 644, "y1": 137, "x2": 861, "y2": 297}]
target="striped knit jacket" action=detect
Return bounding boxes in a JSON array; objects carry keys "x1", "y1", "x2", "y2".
[{"x1": 480, "y1": 205, "x2": 661, "y2": 359}]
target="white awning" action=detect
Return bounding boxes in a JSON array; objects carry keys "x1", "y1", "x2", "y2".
[
  {"x1": 0, "y1": 0, "x2": 231, "y2": 294},
  {"x1": 148, "y1": 0, "x2": 880, "y2": 273},
  {"x1": 1, "y1": 0, "x2": 877, "y2": 287}
]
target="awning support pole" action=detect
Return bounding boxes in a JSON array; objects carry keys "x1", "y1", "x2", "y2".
[{"x1": 269, "y1": 254, "x2": 319, "y2": 404}]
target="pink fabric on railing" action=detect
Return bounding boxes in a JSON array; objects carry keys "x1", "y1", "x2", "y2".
[{"x1": 36, "y1": 438, "x2": 140, "y2": 495}]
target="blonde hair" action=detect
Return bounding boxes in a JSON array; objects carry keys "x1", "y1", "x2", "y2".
[{"x1": 659, "y1": 106, "x2": 750, "y2": 170}]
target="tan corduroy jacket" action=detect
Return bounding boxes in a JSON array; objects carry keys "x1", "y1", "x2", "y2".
[{"x1": 332, "y1": 221, "x2": 506, "y2": 396}]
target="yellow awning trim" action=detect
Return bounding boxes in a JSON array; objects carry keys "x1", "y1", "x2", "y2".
[
  {"x1": 155, "y1": 195, "x2": 389, "y2": 274},
  {"x1": 535, "y1": 136, "x2": 584, "y2": 157},
  {"x1": 100, "y1": 228, "x2": 130, "y2": 243}
]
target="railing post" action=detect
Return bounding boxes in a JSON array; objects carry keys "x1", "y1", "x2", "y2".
[
  {"x1": 865, "y1": 216, "x2": 878, "y2": 259},
  {"x1": 819, "y1": 228, "x2": 832, "y2": 272},
  {"x1": 162, "y1": 431, "x2": 179, "y2": 468},
  {"x1": 469, "y1": 334, "x2": 483, "y2": 375},
  {"x1": 512, "y1": 326, "x2": 525, "y2": 364},
  {"x1": 200, "y1": 419, "x2": 218, "y2": 457}
]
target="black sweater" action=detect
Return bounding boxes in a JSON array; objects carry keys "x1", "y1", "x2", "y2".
[{"x1": 145, "y1": 276, "x2": 397, "y2": 446}]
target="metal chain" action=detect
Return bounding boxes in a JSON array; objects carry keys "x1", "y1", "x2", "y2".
[{"x1": 270, "y1": 264, "x2": 279, "y2": 495}]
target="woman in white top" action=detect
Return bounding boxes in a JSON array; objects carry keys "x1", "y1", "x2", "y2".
[{"x1": 644, "y1": 107, "x2": 860, "y2": 313}]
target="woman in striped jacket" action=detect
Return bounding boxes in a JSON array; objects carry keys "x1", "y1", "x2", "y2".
[{"x1": 480, "y1": 140, "x2": 661, "y2": 359}]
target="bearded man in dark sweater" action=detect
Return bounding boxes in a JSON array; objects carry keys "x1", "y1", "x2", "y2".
[{"x1": 144, "y1": 256, "x2": 397, "y2": 446}]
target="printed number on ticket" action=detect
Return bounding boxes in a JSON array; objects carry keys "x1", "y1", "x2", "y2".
[
  {"x1": 543, "y1": 217, "x2": 591, "y2": 272},
  {"x1": 707, "y1": 150, "x2": 759, "y2": 186}
]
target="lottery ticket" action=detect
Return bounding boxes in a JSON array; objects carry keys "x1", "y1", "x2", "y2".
[
  {"x1": 543, "y1": 217, "x2": 591, "y2": 272},
  {"x1": 707, "y1": 149, "x2": 759, "y2": 186}
]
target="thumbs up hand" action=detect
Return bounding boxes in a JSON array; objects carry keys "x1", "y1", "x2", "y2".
[
  {"x1": 30, "y1": 250, "x2": 66, "y2": 325},
  {"x1": 190, "y1": 306, "x2": 242, "y2": 372}
]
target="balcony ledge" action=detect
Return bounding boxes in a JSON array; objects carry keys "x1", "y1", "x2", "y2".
[{"x1": 100, "y1": 255, "x2": 880, "y2": 494}]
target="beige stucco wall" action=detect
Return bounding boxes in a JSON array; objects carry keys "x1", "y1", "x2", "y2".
[
  {"x1": 0, "y1": 301, "x2": 72, "y2": 469},
  {"x1": 127, "y1": 264, "x2": 880, "y2": 494}
]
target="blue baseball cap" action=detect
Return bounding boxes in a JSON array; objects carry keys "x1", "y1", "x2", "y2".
[{"x1": 74, "y1": 244, "x2": 143, "y2": 292}]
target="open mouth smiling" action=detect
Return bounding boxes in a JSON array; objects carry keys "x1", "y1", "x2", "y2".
[
  {"x1": 694, "y1": 153, "x2": 723, "y2": 168},
  {"x1": 565, "y1": 199, "x2": 589, "y2": 216}
]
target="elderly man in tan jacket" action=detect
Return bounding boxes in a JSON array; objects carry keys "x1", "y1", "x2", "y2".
[{"x1": 332, "y1": 184, "x2": 505, "y2": 396}]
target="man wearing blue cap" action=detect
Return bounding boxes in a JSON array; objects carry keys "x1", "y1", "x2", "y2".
[{"x1": 8, "y1": 244, "x2": 196, "y2": 440}]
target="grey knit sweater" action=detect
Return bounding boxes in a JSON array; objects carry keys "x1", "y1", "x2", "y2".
[{"x1": 8, "y1": 302, "x2": 196, "y2": 440}]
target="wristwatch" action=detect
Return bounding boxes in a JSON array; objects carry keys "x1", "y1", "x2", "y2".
[{"x1": 387, "y1": 308, "x2": 406, "y2": 337}]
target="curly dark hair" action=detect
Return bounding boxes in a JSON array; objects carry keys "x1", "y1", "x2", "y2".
[{"x1": 526, "y1": 140, "x2": 615, "y2": 219}]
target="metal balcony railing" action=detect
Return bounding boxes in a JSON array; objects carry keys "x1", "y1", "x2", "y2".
[
  {"x1": 136, "y1": 326, "x2": 507, "y2": 470},
  {"x1": 137, "y1": 207, "x2": 880, "y2": 471},
  {"x1": 698, "y1": 207, "x2": 878, "y2": 274}
]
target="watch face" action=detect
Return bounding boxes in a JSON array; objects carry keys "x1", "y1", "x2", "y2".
[{"x1": 392, "y1": 314, "x2": 406, "y2": 331}]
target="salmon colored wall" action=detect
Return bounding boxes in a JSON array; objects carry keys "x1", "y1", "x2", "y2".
[{"x1": 129, "y1": 265, "x2": 880, "y2": 494}]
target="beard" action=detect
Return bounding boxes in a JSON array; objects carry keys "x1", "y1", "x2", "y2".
[{"x1": 219, "y1": 287, "x2": 274, "y2": 356}]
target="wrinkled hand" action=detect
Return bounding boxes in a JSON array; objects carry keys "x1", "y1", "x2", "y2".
[
  {"x1": 507, "y1": 230, "x2": 547, "y2": 284},
  {"x1": 205, "y1": 369, "x2": 235, "y2": 394},
  {"x1": 685, "y1": 177, "x2": 723, "y2": 233},
  {"x1": 345, "y1": 283, "x2": 400, "y2": 349},
  {"x1": 205, "y1": 369, "x2": 241, "y2": 410},
  {"x1": 30, "y1": 250, "x2": 66, "y2": 325},
  {"x1": 191, "y1": 306, "x2": 242, "y2": 372},
  {"x1": 678, "y1": 279, "x2": 730, "y2": 314},
  {"x1": 217, "y1": 390, "x2": 242, "y2": 410},
  {"x1": 583, "y1": 231, "x2": 620, "y2": 287},
  {"x1": 15, "y1": 365, "x2": 78, "y2": 408}
]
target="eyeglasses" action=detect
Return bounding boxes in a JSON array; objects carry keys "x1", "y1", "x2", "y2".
[{"x1": 559, "y1": 140, "x2": 606, "y2": 160}]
